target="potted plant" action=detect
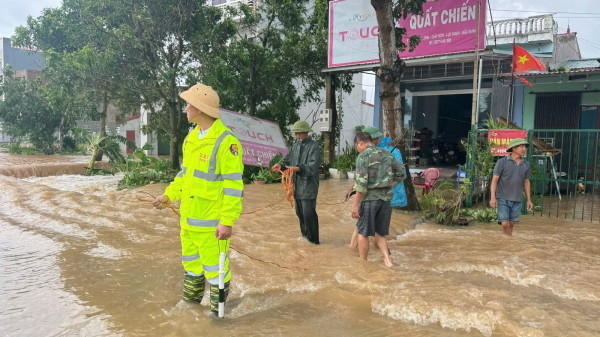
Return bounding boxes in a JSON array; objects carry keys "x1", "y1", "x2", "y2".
[
  {"x1": 319, "y1": 165, "x2": 327, "y2": 180},
  {"x1": 329, "y1": 161, "x2": 340, "y2": 179},
  {"x1": 252, "y1": 168, "x2": 270, "y2": 185}
]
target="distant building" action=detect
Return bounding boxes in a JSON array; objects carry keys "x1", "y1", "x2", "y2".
[
  {"x1": 0, "y1": 37, "x2": 46, "y2": 143},
  {"x1": 0, "y1": 37, "x2": 45, "y2": 73}
]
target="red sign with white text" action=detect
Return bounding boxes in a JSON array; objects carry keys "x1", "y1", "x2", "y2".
[{"x1": 488, "y1": 130, "x2": 528, "y2": 156}]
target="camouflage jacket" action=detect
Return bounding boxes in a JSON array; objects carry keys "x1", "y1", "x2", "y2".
[{"x1": 354, "y1": 144, "x2": 406, "y2": 202}]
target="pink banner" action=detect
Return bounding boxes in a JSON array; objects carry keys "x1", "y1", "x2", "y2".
[
  {"x1": 399, "y1": 0, "x2": 486, "y2": 59},
  {"x1": 219, "y1": 109, "x2": 288, "y2": 167}
]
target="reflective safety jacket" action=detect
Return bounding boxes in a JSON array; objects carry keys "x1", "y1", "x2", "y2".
[{"x1": 164, "y1": 119, "x2": 244, "y2": 232}]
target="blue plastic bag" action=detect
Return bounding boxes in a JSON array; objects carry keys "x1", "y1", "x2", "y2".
[{"x1": 379, "y1": 137, "x2": 408, "y2": 207}]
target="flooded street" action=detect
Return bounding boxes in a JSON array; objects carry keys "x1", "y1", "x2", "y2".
[{"x1": 1, "y1": 154, "x2": 600, "y2": 336}]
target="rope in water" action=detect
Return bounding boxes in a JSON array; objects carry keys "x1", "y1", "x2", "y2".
[{"x1": 136, "y1": 190, "x2": 308, "y2": 272}]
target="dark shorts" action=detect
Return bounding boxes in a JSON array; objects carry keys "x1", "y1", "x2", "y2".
[
  {"x1": 497, "y1": 198, "x2": 521, "y2": 224},
  {"x1": 356, "y1": 200, "x2": 392, "y2": 237}
]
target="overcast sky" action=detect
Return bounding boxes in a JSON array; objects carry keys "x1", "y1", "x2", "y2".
[{"x1": 1, "y1": 0, "x2": 599, "y2": 58}]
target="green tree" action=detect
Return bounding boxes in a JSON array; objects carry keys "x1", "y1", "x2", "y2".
[
  {"x1": 198, "y1": 0, "x2": 337, "y2": 142},
  {"x1": 15, "y1": 0, "x2": 236, "y2": 169},
  {"x1": 0, "y1": 66, "x2": 94, "y2": 154},
  {"x1": 14, "y1": 6, "x2": 142, "y2": 158},
  {"x1": 369, "y1": 0, "x2": 426, "y2": 211}
]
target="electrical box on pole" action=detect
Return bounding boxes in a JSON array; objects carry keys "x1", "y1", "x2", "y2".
[{"x1": 319, "y1": 109, "x2": 332, "y2": 132}]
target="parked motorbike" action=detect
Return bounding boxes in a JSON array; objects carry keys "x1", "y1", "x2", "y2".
[
  {"x1": 431, "y1": 140, "x2": 442, "y2": 166},
  {"x1": 444, "y1": 143, "x2": 458, "y2": 165}
]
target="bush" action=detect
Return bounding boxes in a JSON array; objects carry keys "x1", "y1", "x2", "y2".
[
  {"x1": 461, "y1": 208, "x2": 498, "y2": 223},
  {"x1": 116, "y1": 144, "x2": 179, "y2": 190},
  {"x1": 8, "y1": 141, "x2": 22, "y2": 154},
  {"x1": 22, "y1": 147, "x2": 37, "y2": 155}
]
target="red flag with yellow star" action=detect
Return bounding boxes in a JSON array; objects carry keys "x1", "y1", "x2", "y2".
[
  {"x1": 512, "y1": 44, "x2": 545, "y2": 86},
  {"x1": 513, "y1": 44, "x2": 546, "y2": 73}
]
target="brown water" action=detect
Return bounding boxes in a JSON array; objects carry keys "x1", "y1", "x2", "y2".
[{"x1": 1, "y1": 155, "x2": 600, "y2": 336}]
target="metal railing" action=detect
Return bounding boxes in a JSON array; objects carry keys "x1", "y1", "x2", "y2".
[{"x1": 464, "y1": 129, "x2": 600, "y2": 222}]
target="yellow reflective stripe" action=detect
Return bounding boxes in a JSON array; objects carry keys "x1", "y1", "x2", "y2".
[
  {"x1": 222, "y1": 173, "x2": 242, "y2": 181},
  {"x1": 223, "y1": 188, "x2": 243, "y2": 198},
  {"x1": 208, "y1": 131, "x2": 233, "y2": 172},
  {"x1": 191, "y1": 131, "x2": 236, "y2": 182},
  {"x1": 187, "y1": 218, "x2": 220, "y2": 227},
  {"x1": 185, "y1": 270, "x2": 204, "y2": 277},
  {"x1": 182, "y1": 254, "x2": 200, "y2": 262},
  {"x1": 203, "y1": 264, "x2": 219, "y2": 272}
]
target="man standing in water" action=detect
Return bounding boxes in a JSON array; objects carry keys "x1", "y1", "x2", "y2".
[
  {"x1": 271, "y1": 121, "x2": 321, "y2": 244},
  {"x1": 351, "y1": 132, "x2": 405, "y2": 267},
  {"x1": 345, "y1": 126, "x2": 407, "y2": 249},
  {"x1": 152, "y1": 84, "x2": 244, "y2": 314},
  {"x1": 490, "y1": 138, "x2": 534, "y2": 236}
]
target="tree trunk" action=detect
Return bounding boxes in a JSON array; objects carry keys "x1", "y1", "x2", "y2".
[
  {"x1": 95, "y1": 92, "x2": 108, "y2": 162},
  {"x1": 169, "y1": 102, "x2": 179, "y2": 170},
  {"x1": 58, "y1": 117, "x2": 65, "y2": 151},
  {"x1": 372, "y1": 0, "x2": 420, "y2": 211}
]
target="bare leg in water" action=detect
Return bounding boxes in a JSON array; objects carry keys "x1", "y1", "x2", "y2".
[
  {"x1": 358, "y1": 234, "x2": 369, "y2": 260},
  {"x1": 375, "y1": 233, "x2": 393, "y2": 268},
  {"x1": 501, "y1": 221, "x2": 514, "y2": 236},
  {"x1": 349, "y1": 227, "x2": 358, "y2": 249}
]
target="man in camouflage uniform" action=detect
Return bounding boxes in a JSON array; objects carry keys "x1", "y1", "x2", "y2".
[{"x1": 351, "y1": 132, "x2": 406, "y2": 267}]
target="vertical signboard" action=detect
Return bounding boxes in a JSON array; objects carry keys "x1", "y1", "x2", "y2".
[
  {"x1": 219, "y1": 109, "x2": 289, "y2": 167},
  {"x1": 328, "y1": 0, "x2": 380, "y2": 68}
]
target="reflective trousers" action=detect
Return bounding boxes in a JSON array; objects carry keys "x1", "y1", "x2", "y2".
[
  {"x1": 180, "y1": 229, "x2": 231, "y2": 286},
  {"x1": 294, "y1": 199, "x2": 319, "y2": 244}
]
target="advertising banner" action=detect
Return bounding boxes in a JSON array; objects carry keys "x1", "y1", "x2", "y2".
[
  {"x1": 398, "y1": 0, "x2": 486, "y2": 58},
  {"x1": 220, "y1": 109, "x2": 288, "y2": 167},
  {"x1": 488, "y1": 129, "x2": 528, "y2": 156},
  {"x1": 328, "y1": 0, "x2": 486, "y2": 67},
  {"x1": 328, "y1": 0, "x2": 380, "y2": 68}
]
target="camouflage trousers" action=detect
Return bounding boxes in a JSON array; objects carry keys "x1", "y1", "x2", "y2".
[{"x1": 183, "y1": 272, "x2": 230, "y2": 313}]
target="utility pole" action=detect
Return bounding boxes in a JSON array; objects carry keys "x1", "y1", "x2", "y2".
[
  {"x1": 467, "y1": 0, "x2": 482, "y2": 208},
  {"x1": 324, "y1": 73, "x2": 337, "y2": 164},
  {"x1": 470, "y1": 1, "x2": 481, "y2": 128}
]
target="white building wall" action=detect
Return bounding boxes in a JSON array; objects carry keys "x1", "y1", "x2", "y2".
[{"x1": 295, "y1": 73, "x2": 374, "y2": 154}]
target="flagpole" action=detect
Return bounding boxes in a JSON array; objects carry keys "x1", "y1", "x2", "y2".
[
  {"x1": 470, "y1": 1, "x2": 481, "y2": 128},
  {"x1": 509, "y1": 38, "x2": 516, "y2": 124}
]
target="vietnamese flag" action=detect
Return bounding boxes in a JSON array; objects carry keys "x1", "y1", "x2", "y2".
[
  {"x1": 512, "y1": 44, "x2": 546, "y2": 86},
  {"x1": 513, "y1": 44, "x2": 546, "y2": 73}
]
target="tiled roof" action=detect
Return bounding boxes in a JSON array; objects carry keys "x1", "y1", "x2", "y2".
[{"x1": 556, "y1": 59, "x2": 600, "y2": 70}]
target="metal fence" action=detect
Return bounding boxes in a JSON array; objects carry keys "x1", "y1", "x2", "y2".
[{"x1": 464, "y1": 129, "x2": 600, "y2": 222}]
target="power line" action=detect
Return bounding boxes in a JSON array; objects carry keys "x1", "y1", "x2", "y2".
[
  {"x1": 496, "y1": 16, "x2": 600, "y2": 19},
  {"x1": 557, "y1": 26, "x2": 600, "y2": 51},
  {"x1": 492, "y1": 9, "x2": 600, "y2": 15}
]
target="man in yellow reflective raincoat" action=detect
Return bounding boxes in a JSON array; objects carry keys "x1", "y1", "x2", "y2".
[{"x1": 152, "y1": 84, "x2": 243, "y2": 315}]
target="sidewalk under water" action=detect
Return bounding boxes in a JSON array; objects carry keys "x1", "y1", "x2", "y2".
[{"x1": 1, "y1": 155, "x2": 599, "y2": 336}]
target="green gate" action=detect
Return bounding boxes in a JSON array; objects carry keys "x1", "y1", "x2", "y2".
[{"x1": 464, "y1": 129, "x2": 600, "y2": 222}]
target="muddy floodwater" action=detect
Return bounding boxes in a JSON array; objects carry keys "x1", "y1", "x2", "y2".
[{"x1": 1, "y1": 154, "x2": 600, "y2": 336}]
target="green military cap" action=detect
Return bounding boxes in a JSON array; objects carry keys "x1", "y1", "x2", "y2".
[
  {"x1": 363, "y1": 126, "x2": 384, "y2": 139},
  {"x1": 507, "y1": 138, "x2": 529, "y2": 152},
  {"x1": 291, "y1": 120, "x2": 313, "y2": 133}
]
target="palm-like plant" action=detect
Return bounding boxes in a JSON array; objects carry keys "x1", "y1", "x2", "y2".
[{"x1": 86, "y1": 134, "x2": 137, "y2": 175}]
